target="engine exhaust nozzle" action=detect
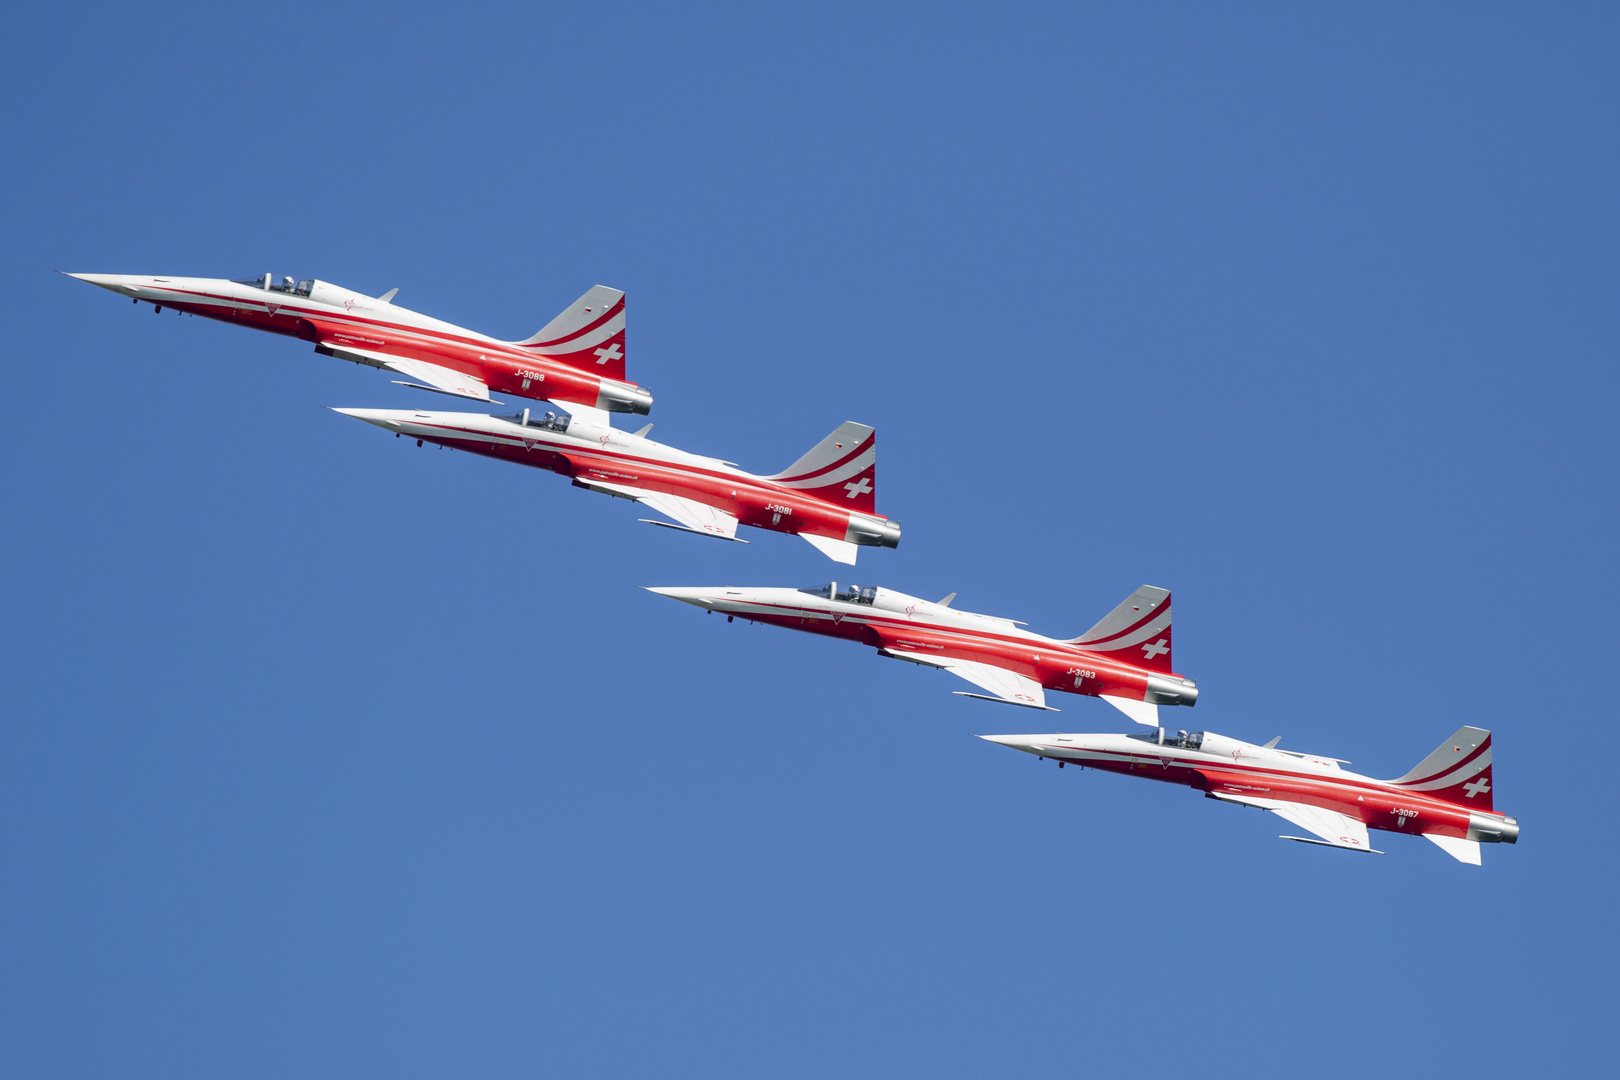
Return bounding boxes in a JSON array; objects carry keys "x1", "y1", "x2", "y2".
[{"x1": 1145, "y1": 674, "x2": 1198, "y2": 707}]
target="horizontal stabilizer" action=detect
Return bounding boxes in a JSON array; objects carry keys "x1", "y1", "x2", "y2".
[
  {"x1": 1424, "y1": 833, "x2": 1482, "y2": 865},
  {"x1": 558, "y1": 402, "x2": 615, "y2": 431},
  {"x1": 801, "y1": 533, "x2": 858, "y2": 565},
  {"x1": 1101, "y1": 695, "x2": 1159, "y2": 727}
]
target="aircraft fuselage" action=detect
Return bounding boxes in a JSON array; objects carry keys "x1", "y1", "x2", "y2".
[
  {"x1": 648, "y1": 586, "x2": 1198, "y2": 711},
  {"x1": 985, "y1": 729, "x2": 1518, "y2": 853},
  {"x1": 337, "y1": 407, "x2": 900, "y2": 554},
  {"x1": 67, "y1": 273, "x2": 651, "y2": 413}
]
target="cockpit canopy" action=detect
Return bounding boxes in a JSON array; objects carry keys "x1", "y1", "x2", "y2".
[
  {"x1": 233, "y1": 273, "x2": 314, "y2": 297},
  {"x1": 500, "y1": 407, "x2": 569, "y2": 433},
  {"x1": 1130, "y1": 729, "x2": 1205, "y2": 749},
  {"x1": 799, "y1": 582, "x2": 875, "y2": 605}
]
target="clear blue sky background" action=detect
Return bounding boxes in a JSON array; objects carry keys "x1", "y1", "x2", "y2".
[{"x1": 2, "y1": 3, "x2": 1615, "y2": 1077}]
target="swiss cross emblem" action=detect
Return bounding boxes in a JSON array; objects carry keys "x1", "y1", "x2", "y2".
[
  {"x1": 1141, "y1": 638, "x2": 1169, "y2": 660},
  {"x1": 594, "y1": 342, "x2": 623, "y2": 366},
  {"x1": 844, "y1": 476, "x2": 873, "y2": 499},
  {"x1": 1463, "y1": 776, "x2": 1491, "y2": 798}
]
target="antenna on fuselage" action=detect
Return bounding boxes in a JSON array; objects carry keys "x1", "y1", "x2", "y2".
[
  {"x1": 937, "y1": 592, "x2": 956, "y2": 607},
  {"x1": 1263, "y1": 737, "x2": 1281, "y2": 749}
]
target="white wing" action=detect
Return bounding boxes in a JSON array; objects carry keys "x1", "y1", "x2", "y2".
[
  {"x1": 882, "y1": 649, "x2": 1055, "y2": 710},
  {"x1": 577, "y1": 479, "x2": 743, "y2": 542},
  {"x1": 323, "y1": 343, "x2": 493, "y2": 402},
  {"x1": 801, "y1": 533, "x2": 859, "y2": 565},
  {"x1": 1210, "y1": 792, "x2": 1381, "y2": 853},
  {"x1": 1424, "y1": 834, "x2": 1482, "y2": 865}
]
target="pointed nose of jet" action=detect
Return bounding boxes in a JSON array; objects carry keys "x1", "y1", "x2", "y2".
[
  {"x1": 977, "y1": 734, "x2": 1052, "y2": 757},
  {"x1": 642, "y1": 587, "x2": 719, "y2": 610},
  {"x1": 63, "y1": 272, "x2": 132, "y2": 295},
  {"x1": 330, "y1": 407, "x2": 409, "y2": 431}
]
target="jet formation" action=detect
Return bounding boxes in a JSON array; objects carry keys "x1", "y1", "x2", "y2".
[{"x1": 67, "y1": 269, "x2": 1518, "y2": 864}]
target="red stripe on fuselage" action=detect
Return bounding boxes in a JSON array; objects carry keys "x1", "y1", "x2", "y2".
[
  {"x1": 150, "y1": 285, "x2": 637, "y2": 388},
  {"x1": 406, "y1": 420, "x2": 865, "y2": 540},
  {"x1": 1041, "y1": 744, "x2": 1497, "y2": 837},
  {"x1": 687, "y1": 596, "x2": 1184, "y2": 697}
]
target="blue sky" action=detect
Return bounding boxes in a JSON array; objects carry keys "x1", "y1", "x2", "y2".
[{"x1": 2, "y1": 3, "x2": 1615, "y2": 1076}]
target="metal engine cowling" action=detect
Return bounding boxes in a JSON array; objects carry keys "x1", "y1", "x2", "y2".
[
  {"x1": 846, "y1": 517, "x2": 902, "y2": 549},
  {"x1": 1468, "y1": 814, "x2": 1520, "y2": 844},
  {"x1": 1144, "y1": 674, "x2": 1199, "y2": 707}
]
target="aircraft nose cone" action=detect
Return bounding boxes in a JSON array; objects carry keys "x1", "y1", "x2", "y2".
[
  {"x1": 642, "y1": 587, "x2": 716, "y2": 609},
  {"x1": 977, "y1": 734, "x2": 1049, "y2": 757},
  {"x1": 329, "y1": 407, "x2": 408, "y2": 430},
  {"x1": 64, "y1": 272, "x2": 131, "y2": 294}
]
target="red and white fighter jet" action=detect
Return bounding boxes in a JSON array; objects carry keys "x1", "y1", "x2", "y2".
[
  {"x1": 335, "y1": 404, "x2": 900, "y2": 563},
  {"x1": 65, "y1": 272, "x2": 651, "y2": 414},
  {"x1": 645, "y1": 582, "x2": 1198, "y2": 723},
  {"x1": 981, "y1": 725, "x2": 1518, "y2": 863}
]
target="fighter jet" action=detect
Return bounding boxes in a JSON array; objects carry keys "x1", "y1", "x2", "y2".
[
  {"x1": 335, "y1": 404, "x2": 900, "y2": 564},
  {"x1": 64, "y1": 272, "x2": 651, "y2": 414},
  {"x1": 644, "y1": 582, "x2": 1197, "y2": 724},
  {"x1": 980, "y1": 725, "x2": 1518, "y2": 864}
]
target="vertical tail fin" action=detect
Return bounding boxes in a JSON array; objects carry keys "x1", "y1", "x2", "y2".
[
  {"x1": 768, "y1": 422, "x2": 877, "y2": 513},
  {"x1": 1066, "y1": 586, "x2": 1174, "y2": 673},
  {"x1": 517, "y1": 285, "x2": 627, "y2": 381},
  {"x1": 1392, "y1": 727, "x2": 1493, "y2": 811}
]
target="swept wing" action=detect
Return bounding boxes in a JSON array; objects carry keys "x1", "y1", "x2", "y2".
[
  {"x1": 575, "y1": 479, "x2": 744, "y2": 542},
  {"x1": 881, "y1": 648, "x2": 1056, "y2": 710},
  {"x1": 321, "y1": 343, "x2": 494, "y2": 402},
  {"x1": 1210, "y1": 792, "x2": 1382, "y2": 853}
]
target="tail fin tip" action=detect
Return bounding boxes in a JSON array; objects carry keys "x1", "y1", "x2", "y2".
[
  {"x1": 518, "y1": 285, "x2": 628, "y2": 380},
  {"x1": 1394, "y1": 726, "x2": 1493, "y2": 811},
  {"x1": 769, "y1": 421, "x2": 878, "y2": 513},
  {"x1": 1067, "y1": 585, "x2": 1174, "y2": 673}
]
